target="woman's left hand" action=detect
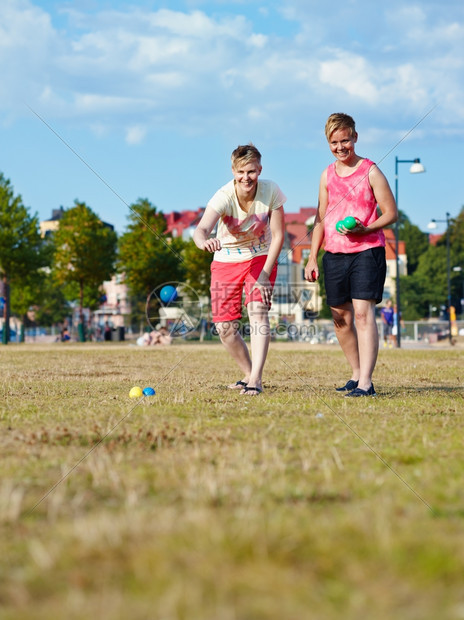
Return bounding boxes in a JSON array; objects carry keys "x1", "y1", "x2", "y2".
[
  {"x1": 339, "y1": 219, "x2": 371, "y2": 235},
  {"x1": 350, "y1": 219, "x2": 370, "y2": 235},
  {"x1": 252, "y1": 272, "x2": 272, "y2": 307}
]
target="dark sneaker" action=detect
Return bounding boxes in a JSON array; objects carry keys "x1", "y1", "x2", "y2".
[
  {"x1": 336, "y1": 380, "x2": 359, "y2": 392},
  {"x1": 345, "y1": 384, "x2": 376, "y2": 398}
]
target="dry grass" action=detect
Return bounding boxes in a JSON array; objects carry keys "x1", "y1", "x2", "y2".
[{"x1": 1, "y1": 341, "x2": 464, "y2": 620}]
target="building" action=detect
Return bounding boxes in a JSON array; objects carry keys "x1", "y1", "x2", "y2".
[
  {"x1": 284, "y1": 207, "x2": 317, "y2": 264},
  {"x1": 40, "y1": 206, "x2": 114, "y2": 238},
  {"x1": 383, "y1": 228, "x2": 408, "y2": 301},
  {"x1": 39, "y1": 207, "x2": 66, "y2": 238},
  {"x1": 94, "y1": 273, "x2": 130, "y2": 329},
  {"x1": 270, "y1": 208, "x2": 320, "y2": 323},
  {"x1": 164, "y1": 208, "x2": 205, "y2": 240}
]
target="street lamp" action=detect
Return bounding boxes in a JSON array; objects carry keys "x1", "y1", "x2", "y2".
[
  {"x1": 428, "y1": 213, "x2": 452, "y2": 345},
  {"x1": 394, "y1": 157, "x2": 426, "y2": 347}
]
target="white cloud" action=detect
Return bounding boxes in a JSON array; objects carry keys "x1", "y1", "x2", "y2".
[
  {"x1": 0, "y1": 1, "x2": 61, "y2": 107},
  {"x1": 0, "y1": 0, "x2": 462, "y2": 141},
  {"x1": 125, "y1": 125, "x2": 146, "y2": 145},
  {"x1": 319, "y1": 52, "x2": 379, "y2": 104}
]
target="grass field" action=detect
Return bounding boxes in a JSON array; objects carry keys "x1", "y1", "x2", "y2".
[{"x1": 1, "y1": 341, "x2": 464, "y2": 620}]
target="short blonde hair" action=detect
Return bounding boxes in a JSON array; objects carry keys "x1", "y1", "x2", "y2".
[
  {"x1": 325, "y1": 113, "x2": 356, "y2": 140},
  {"x1": 231, "y1": 143, "x2": 262, "y2": 169}
]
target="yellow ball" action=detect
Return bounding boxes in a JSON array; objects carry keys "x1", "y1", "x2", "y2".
[{"x1": 129, "y1": 386, "x2": 143, "y2": 399}]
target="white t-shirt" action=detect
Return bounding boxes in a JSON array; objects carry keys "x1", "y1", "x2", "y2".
[{"x1": 207, "y1": 179, "x2": 286, "y2": 263}]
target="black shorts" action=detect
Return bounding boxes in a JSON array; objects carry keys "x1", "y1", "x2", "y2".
[{"x1": 323, "y1": 247, "x2": 386, "y2": 307}]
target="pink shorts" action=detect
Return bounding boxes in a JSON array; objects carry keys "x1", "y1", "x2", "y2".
[{"x1": 210, "y1": 255, "x2": 278, "y2": 323}]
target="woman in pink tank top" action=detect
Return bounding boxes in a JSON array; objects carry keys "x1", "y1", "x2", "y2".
[{"x1": 304, "y1": 113, "x2": 397, "y2": 397}]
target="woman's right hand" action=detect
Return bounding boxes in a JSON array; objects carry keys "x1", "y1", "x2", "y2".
[
  {"x1": 304, "y1": 264, "x2": 319, "y2": 282},
  {"x1": 202, "y1": 238, "x2": 222, "y2": 252}
]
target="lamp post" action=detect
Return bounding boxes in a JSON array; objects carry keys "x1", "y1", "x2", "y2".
[
  {"x1": 394, "y1": 157, "x2": 425, "y2": 347},
  {"x1": 428, "y1": 213, "x2": 452, "y2": 344}
]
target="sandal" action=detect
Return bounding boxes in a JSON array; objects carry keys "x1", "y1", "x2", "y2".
[
  {"x1": 240, "y1": 386, "x2": 262, "y2": 396},
  {"x1": 228, "y1": 380, "x2": 247, "y2": 390}
]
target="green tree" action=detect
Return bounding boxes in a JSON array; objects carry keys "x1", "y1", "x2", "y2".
[
  {"x1": 386, "y1": 210, "x2": 429, "y2": 275},
  {"x1": 52, "y1": 201, "x2": 118, "y2": 340},
  {"x1": 448, "y1": 206, "x2": 464, "y2": 255},
  {"x1": 118, "y1": 199, "x2": 185, "y2": 324},
  {"x1": 433, "y1": 208, "x2": 464, "y2": 315},
  {"x1": 9, "y1": 239, "x2": 57, "y2": 340},
  {"x1": 402, "y1": 222, "x2": 429, "y2": 275},
  {"x1": 182, "y1": 239, "x2": 213, "y2": 297},
  {"x1": 400, "y1": 243, "x2": 456, "y2": 319},
  {"x1": 27, "y1": 274, "x2": 70, "y2": 327},
  {"x1": 0, "y1": 174, "x2": 47, "y2": 344}
]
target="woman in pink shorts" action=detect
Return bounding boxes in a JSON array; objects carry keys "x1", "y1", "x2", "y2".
[{"x1": 194, "y1": 144, "x2": 286, "y2": 395}]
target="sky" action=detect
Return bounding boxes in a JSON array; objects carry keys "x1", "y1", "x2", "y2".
[{"x1": 1, "y1": 0, "x2": 463, "y2": 235}]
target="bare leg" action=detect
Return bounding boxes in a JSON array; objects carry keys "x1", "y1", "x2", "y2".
[
  {"x1": 215, "y1": 320, "x2": 252, "y2": 387},
  {"x1": 331, "y1": 302, "x2": 360, "y2": 383},
  {"x1": 240, "y1": 300, "x2": 270, "y2": 394},
  {"x1": 352, "y1": 298, "x2": 378, "y2": 390}
]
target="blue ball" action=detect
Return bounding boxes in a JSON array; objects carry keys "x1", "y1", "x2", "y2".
[
  {"x1": 143, "y1": 387, "x2": 156, "y2": 397},
  {"x1": 160, "y1": 285, "x2": 178, "y2": 304}
]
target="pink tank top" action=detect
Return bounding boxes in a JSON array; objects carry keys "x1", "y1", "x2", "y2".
[{"x1": 324, "y1": 158, "x2": 385, "y2": 254}]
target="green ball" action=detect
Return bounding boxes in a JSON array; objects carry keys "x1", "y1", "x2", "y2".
[
  {"x1": 343, "y1": 216, "x2": 357, "y2": 230},
  {"x1": 336, "y1": 221, "x2": 344, "y2": 232}
]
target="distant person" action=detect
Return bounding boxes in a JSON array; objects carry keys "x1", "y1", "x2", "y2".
[
  {"x1": 380, "y1": 299, "x2": 394, "y2": 348},
  {"x1": 151, "y1": 326, "x2": 173, "y2": 346},
  {"x1": 193, "y1": 143, "x2": 286, "y2": 396},
  {"x1": 61, "y1": 327, "x2": 71, "y2": 342},
  {"x1": 304, "y1": 113, "x2": 397, "y2": 397},
  {"x1": 103, "y1": 321, "x2": 112, "y2": 341},
  {"x1": 95, "y1": 324, "x2": 103, "y2": 341},
  {"x1": 136, "y1": 332, "x2": 151, "y2": 346},
  {"x1": 136, "y1": 328, "x2": 172, "y2": 347},
  {"x1": 392, "y1": 303, "x2": 404, "y2": 346}
]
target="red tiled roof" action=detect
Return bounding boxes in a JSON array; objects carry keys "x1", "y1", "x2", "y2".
[
  {"x1": 428, "y1": 233, "x2": 443, "y2": 247},
  {"x1": 285, "y1": 207, "x2": 317, "y2": 224},
  {"x1": 164, "y1": 208, "x2": 204, "y2": 235}
]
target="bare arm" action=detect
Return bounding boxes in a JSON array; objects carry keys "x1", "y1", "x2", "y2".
[
  {"x1": 193, "y1": 205, "x2": 222, "y2": 252},
  {"x1": 342, "y1": 165, "x2": 398, "y2": 235},
  {"x1": 368, "y1": 165, "x2": 398, "y2": 229},
  {"x1": 262, "y1": 206, "x2": 285, "y2": 276},
  {"x1": 252, "y1": 206, "x2": 285, "y2": 306},
  {"x1": 304, "y1": 169, "x2": 327, "y2": 282}
]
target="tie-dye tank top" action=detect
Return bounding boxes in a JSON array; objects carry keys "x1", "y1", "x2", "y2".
[{"x1": 324, "y1": 158, "x2": 385, "y2": 254}]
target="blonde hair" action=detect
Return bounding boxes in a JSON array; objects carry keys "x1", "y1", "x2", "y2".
[
  {"x1": 325, "y1": 113, "x2": 356, "y2": 140},
  {"x1": 231, "y1": 143, "x2": 262, "y2": 169}
]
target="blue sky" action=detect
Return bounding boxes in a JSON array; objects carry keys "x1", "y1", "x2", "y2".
[{"x1": 1, "y1": 0, "x2": 463, "y2": 235}]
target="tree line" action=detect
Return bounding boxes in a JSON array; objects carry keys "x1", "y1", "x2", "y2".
[
  {"x1": 1, "y1": 172, "x2": 463, "y2": 344},
  {"x1": 0, "y1": 174, "x2": 212, "y2": 343}
]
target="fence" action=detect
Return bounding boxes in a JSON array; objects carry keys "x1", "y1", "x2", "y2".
[
  {"x1": 2, "y1": 320, "x2": 463, "y2": 345},
  {"x1": 395, "y1": 320, "x2": 464, "y2": 344}
]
